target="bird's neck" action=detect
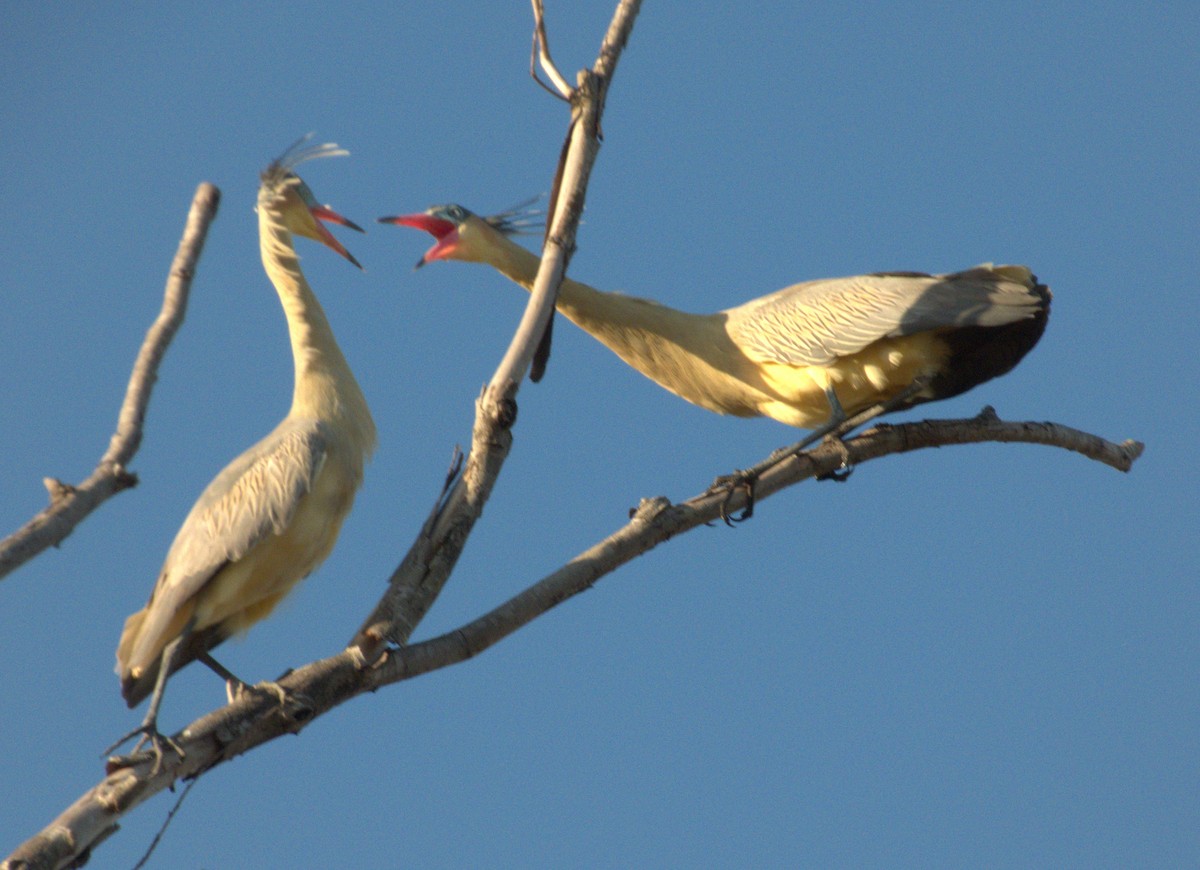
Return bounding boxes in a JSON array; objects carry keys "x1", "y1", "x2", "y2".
[
  {"x1": 481, "y1": 231, "x2": 708, "y2": 345},
  {"x1": 258, "y1": 208, "x2": 377, "y2": 454},
  {"x1": 477, "y1": 230, "x2": 757, "y2": 414}
]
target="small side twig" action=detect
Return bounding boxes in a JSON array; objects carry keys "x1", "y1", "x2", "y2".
[
  {"x1": 131, "y1": 776, "x2": 199, "y2": 870},
  {"x1": 530, "y1": 0, "x2": 573, "y2": 99},
  {"x1": 0, "y1": 182, "x2": 220, "y2": 582}
]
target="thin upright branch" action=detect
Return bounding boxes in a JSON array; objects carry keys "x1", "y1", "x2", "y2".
[
  {"x1": 2, "y1": 411, "x2": 1144, "y2": 870},
  {"x1": 349, "y1": 0, "x2": 642, "y2": 658},
  {"x1": 499, "y1": 0, "x2": 641, "y2": 385},
  {"x1": 0, "y1": 182, "x2": 220, "y2": 583}
]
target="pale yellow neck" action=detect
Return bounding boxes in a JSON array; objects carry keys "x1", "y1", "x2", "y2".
[
  {"x1": 258, "y1": 207, "x2": 376, "y2": 453},
  {"x1": 480, "y1": 228, "x2": 709, "y2": 348},
  {"x1": 478, "y1": 229, "x2": 589, "y2": 309},
  {"x1": 475, "y1": 227, "x2": 769, "y2": 418}
]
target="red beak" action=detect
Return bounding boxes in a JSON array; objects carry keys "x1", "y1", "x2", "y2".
[
  {"x1": 313, "y1": 205, "x2": 365, "y2": 234},
  {"x1": 305, "y1": 204, "x2": 364, "y2": 269},
  {"x1": 378, "y1": 213, "x2": 459, "y2": 268}
]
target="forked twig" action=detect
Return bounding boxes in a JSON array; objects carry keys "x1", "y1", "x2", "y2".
[{"x1": 530, "y1": 0, "x2": 573, "y2": 99}]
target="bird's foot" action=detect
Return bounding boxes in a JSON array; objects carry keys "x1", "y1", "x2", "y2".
[
  {"x1": 709, "y1": 470, "x2": 758, "y2": 525},
  {"x1": 104, "y1": 722, "x2": 184, "y2": 775},
  {"x1": 710, "y1": 428, "x2": 855, "y2": 520},
  {"x1": 227, "y1": 677, "x2": 288, "y2": 707},
  {"x1": 228, "y1": 678, "x2": 315, "y2": 723},
  {"x1": 815, "y1": 433, "x2": 855, "y2": 482}
]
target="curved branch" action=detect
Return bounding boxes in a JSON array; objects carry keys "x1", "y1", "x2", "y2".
[
  {"x1": 3, "y1": 413, "x2": 1143, "y2": 870},
  {"x1": 373, "y1": 410, "x2": 1144, "y2": 684},
  {"x1": 0, "y1": 183, "x2": 221, "y2": 583}
]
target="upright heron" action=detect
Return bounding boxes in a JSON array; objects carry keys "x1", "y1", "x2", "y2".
[{"x1": 113, "y1": 139, "x2": 376, "y2": 763}]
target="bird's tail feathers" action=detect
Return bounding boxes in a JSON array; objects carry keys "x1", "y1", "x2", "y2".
[{"x1": 118, "y1": 622, "x2": 232, "y2": 708}]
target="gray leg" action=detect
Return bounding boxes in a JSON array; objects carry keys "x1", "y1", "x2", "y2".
[
  {"x1": 197, "y1": 650, "x2": 291, "y2": 707},
  {"x1": 714, "y1": 378, "x2": 930, "y2": 523},
  {"x1": 105, "y1": 632, "x2": 189, "y2": 772}
]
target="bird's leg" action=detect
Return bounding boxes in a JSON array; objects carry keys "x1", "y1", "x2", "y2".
[
  {"x1": 713, "y1": 386, "x2": 850, "y2": 523},
  {"x1": 196, "y1": 650, "x2": 253, "y2": 704},
  {"x1": 105, "y1": 635, "x2": 188, "y2": 773},
  {"x1": 815, "y1": 386, "x2": 855, "y2": 482},
  {"x1": 197, "y1": 650, "x2": 290, "y2": 707},
  {"x1": 822, "y1": 384, "x2": 848, "y2": 431},
  {"x1": 712, "y1": 378, "x2": 931, "y2": 522}
]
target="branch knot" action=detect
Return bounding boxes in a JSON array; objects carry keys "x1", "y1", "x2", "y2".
[
  {"x1": 42, "y1": 477, "x2": 76, "y2": 504},
  {"x1": 629, "y1": 496, "x2": 671, "y2": 524}
]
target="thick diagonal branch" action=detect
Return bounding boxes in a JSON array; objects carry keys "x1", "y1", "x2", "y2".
[{"x1": 3, "y1": 412, "x2": 1143, "y2": 870}]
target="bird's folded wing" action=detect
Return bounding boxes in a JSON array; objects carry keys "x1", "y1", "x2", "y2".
[
  {"x1": 126, "y1": 420, "x2": 330, "y2": 665},
  {"x1": 726, "y1": 266, "x2": 1040, "y2": 367}
]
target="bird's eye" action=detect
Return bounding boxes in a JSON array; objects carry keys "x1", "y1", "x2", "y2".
[{"x1": 447, "y1": 205, "x2": 466, "y2": 222}]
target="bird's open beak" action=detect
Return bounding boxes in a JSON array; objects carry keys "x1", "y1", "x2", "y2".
[
  {"x1": 377, "y1": 213, "x2": 459, "y2": 269},
  {"x1": 309, "y1": 205, "x2": 365, "y2": 270},
  {"x1": 312, "y1": 205, "x2": 364, "y2": 234}
]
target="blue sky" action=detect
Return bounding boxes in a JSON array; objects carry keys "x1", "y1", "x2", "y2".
[{"x1": 2, "y1": 4, "x2": 1195, "y2": 866}]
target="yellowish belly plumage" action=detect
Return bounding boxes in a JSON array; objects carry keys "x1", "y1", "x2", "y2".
[
  {"x1": 752, "y1": 331, "x2": 948, "y2": 429},
  {"x1": 192, "y1": 459, "x2": 354, "y2": 637}
]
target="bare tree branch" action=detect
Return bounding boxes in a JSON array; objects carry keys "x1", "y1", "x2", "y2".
[
  {"x1": 2, "y1": 412, "x2": 1144, "y2": 870},
  {"x1": 3, "y1": 3, "x2": 1147, "y2": 868},
  {"x1": 0, "y1": 183, "x2": 221, "y2": 583},
  {"x1": 497, "y1": 1, "x2": 641, "y2": 388},
  {"x1": 372, "y1": 411, "x2": 1145, "y2": 685},
  {"x1": 350, "y1": 0, "x2": 642, "y2": 659}
]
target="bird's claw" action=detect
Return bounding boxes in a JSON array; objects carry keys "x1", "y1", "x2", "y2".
[
  {"x1": 710, "y1": 471, "x2": 757, "y2": 525},
  {"x1": 815, "y1": 434, "x2": 855, "y2": 482},
  {"x1": 818, "y1": 463, "x2": 854, "y2": 482},
  {"x1": 228, "y1": 679, "x2": 314, "y2": 723},
  {"x1": 227, "y1": 678, "x2": 289, "y2": 707},
  {"x1": 104, "y1": 723, "x2": 185, "y2": 776}
]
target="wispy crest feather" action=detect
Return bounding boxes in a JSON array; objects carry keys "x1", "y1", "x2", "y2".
[
  {"x1": 262, "y1": 133, "x2": 349, "y2": 189},
  {"x1": 484, "y1": 195, "x2": 546, "y2": 238}
]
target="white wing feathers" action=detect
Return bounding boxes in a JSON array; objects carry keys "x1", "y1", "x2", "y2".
[{"x1": 726, "y1": 265, "x2": 1040, "y2": 367}]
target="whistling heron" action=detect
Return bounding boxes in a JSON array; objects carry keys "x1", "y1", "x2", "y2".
[
  {"x1": 113, "y1": 138, "x2": 376, "y2": 763},
  {"x1": 379, "y1": 204, "x2": 1049, "y2": 433}
]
